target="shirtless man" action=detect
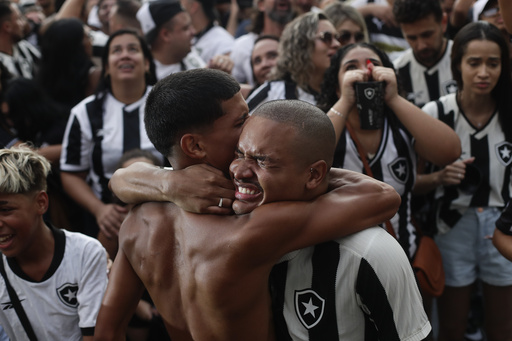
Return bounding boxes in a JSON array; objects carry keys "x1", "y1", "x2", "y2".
[{"x1": 94, "y1": 69, "x2": 401, "y2": 340}]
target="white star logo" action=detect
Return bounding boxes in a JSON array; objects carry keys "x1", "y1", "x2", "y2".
[
  {"x1": 63, "y1": 289, "x2": 77, "y2": 301},
  {"x1": 302, "y1": 298, "x2": 319, "y2": 318},
  {"x1": 500, "y1": 146, "x2": 511, "y2": 160},
  {"x1": 395, "y1": 163, "x2": 406, "y2": 177}
]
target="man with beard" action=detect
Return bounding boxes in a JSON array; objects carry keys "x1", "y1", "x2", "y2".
[
  {"x1": 230, "y1": 0, "x2": 294, "y2": 86},
  {"x1": 392, "y1": 0, "x2": 457, "y2": 108},
  {"x1": 0, "y1": 1, "x2": 40, "y2": 79}
]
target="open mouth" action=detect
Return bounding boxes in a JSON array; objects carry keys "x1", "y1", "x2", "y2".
[
  {"x1": 235, "y1": 183, "x2": 262, "y2": 201},
  {"x1": 0, "y1": 234, "x2": 14, "y2": 247}
]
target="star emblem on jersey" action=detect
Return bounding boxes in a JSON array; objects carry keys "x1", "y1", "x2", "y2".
[
  {"x1": 496, "y1": 142, "x2": 512, "y2": 166},
  {"x1": 388, "y1": 157, "x2": 409, "y2": 183},
  {"x1": 295, "y1": 289, "x2": 325, "y2": 329},
  {"x1": 57, "y1": 283, "x2": 79, "y2": 308}
]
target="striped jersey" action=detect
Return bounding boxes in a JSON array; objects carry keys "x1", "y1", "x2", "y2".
[
  {"x1": 60, "y1": 87, "x2": 162, "y2": 202},
  {"x1": 0, "y1": 226, "x2": 108, "y2": 341},
  {"x1": 393, "y1": 40, "x2": 457, "y2": 107},
  {"x1": 270, "y1": 227, "x2": 431, "y2": 341},
  {"x1": 246, "y1": 80, "x2": 317, "y2": 114},
  {"x1": 0, "y1": 40, "x2": 40, "y2": 79},
  {"x1": 333, "y1": 118, "x2": 419, "y2": 258},
  {"x1": 422, "y1": 93, "x2": 511, "y2": 234}
]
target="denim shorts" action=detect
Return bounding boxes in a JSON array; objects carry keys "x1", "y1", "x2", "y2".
[{"x1": 435, "y1": 207, "x2": 512, "y2": 287}]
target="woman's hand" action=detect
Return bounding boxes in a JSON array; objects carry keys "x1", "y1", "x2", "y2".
[{"x1": 370, "y1": 65, "x2": 398, "y2": 104}]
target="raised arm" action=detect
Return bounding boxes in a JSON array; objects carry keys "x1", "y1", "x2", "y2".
[
  {"x1": 371, "y1": 66, "x2": 461, "y2": 167},
  {"x1": 244, "y1": 169, "x2": 401, "y2": 259},
  {"x1": 109, "y1": 162, "x2": 235, "y2": 214}
]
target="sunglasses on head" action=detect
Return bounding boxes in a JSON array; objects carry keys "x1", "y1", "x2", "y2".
[
  {"x1": 316, "y1": 31, "x2": 340, "y2": 45},
  {"x1": 338, "y1": 30, "x2": 365, "y2": 45}
]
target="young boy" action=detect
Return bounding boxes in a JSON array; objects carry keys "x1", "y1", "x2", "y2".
[{"x1": 0, "y1": 145, "x2": 108, "y2": 340}]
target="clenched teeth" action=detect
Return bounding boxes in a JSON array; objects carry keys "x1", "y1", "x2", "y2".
[{"x1": 238, "y1": 187, "x2": 257, "y2": 195}]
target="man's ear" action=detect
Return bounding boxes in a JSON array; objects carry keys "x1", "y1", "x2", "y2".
[
  {"x1": 180, "y1": 133, "x2": 207, "y2": 160},
  {"x1": 306, "y1": 160, "x2": 328, "y2": 190},
  {"x1": 35, "y1": 191, "x2": 49, "y2": 215}
]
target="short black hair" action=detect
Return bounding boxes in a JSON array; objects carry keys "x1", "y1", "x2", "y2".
[
  {"x1": 253, "y1": 100, "x2": 335, "y2": 167},
  {"x1": 393, "y1": 0, "x2": 443, "y2": 24},
  {"x1": 144, "y1": 69, "x2": 241, "y2": 157}
]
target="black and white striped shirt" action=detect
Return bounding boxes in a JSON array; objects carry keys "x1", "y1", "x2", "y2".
[
  {"x1": 333, "y1": 118, "x2": 419, "y2": 258},
  {"x1": 422, "y1": 93, "x2": 511, "y2": 234},
  {"x1": 270, "y1": 227, "x2": 431, "y2": 341},
  {"x1": 60, "y1": 87, "x2": 162, "y2": 202},
  {"x1": 393, "y1": 40, "x2": 457, "y2": 108},
  {"x1": 246, "y1": 80, "x2": 317, "y2": 113},
  {"x1": 0, "y1": 40, "x2": 40, "y2": 79}
]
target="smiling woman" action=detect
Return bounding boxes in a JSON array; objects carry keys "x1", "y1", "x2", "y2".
[{"x1": 59, "y1": 30, "x2": 163, "y2": 252}]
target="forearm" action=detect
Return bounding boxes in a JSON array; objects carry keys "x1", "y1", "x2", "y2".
[
  {"x1": 61, "y1": 171, "x2": 104, "y2": 216},
  {"x1": 55, "y1": 0, "x2": 86, "y2": 20},
  {"x1": 493, "y1": 229, "x2": 512, "y2": 262},
  {"x1": 327, "y1": 98, "x2": 353, "y2": 145},
  {"x1": 451, "y1": 0, "x2": 473, "y2": 28},
  {"x1": 387, "y1": 96, "x2": 461, "y2": 166},
  {"x1": 37, "y1": 145, "x2": 62, "y2": 164},
  {"x1": 413, "y1": 172, "x2": 442, "y2": 195},
  {"x1": 109, "y1": 162, "x2": 172, "y2": 204}
]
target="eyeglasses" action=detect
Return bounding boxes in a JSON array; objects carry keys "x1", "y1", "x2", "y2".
[
  {"x1": 316, "y1": 31, "x2": 340, "y2": 45},
  {"x1": 338, "y1": 30, "x2": 365, "y2": 45},
  {"x1": 481, "y1": 7, "x2": 500, "y2": 18}
]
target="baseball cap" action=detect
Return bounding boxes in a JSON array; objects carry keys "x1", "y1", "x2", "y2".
[{"x1": 136, "y1": 0, "x2": 184, "y2": 43}]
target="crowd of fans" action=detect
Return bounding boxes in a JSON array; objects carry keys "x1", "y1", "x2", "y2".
[{"x1": 0, "y1": 0, "x2": 511, "y2": 339}]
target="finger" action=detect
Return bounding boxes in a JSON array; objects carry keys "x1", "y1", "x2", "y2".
[
  {"x1": 99, "y1": 223, "x2": 114, "y2": 239},
  {"x1": 204, "y1": 206, "x2": 234, "y2": 215}
]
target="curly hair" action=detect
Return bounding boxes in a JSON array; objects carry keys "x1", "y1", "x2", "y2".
[{"x1": 270, "y1": 11, "x2": 327, "y2": 89}]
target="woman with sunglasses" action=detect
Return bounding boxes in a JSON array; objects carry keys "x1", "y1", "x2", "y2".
[
  {"x1": 318, "y1": 42, "x2": 460, "y2": 265},
  {"x1": 419, "y1": 22, "x2": 512, "y2": 341},
  {"x1": 60, "y1": 30, "x2": 163, "y2": 243},
  {"x1": 323, "y1": 2, "x2": 368, "y2": 47},
  {"x1": 246, "y1": 11, "x2": 340, "y2": 112}
]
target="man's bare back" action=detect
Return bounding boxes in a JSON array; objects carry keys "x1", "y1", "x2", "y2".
[{"x1": 120, "y1": 201, "x2": 277, "y2": 341}]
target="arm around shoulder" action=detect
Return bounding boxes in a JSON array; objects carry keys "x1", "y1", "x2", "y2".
[{"x1": 246, "y1": 168, "x2": 401, "y2": 256}]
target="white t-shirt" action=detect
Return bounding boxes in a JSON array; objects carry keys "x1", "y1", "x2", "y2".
[
  {"x1": 0, "y1": 227, "x2": 108, "y2": 340},
  {"x1": 193, "y1": 25, "x2": 234, "y2": 63},
  {"x1": 154, "y1": 48, "x2": 206, "y2": 80},
  {"x1": 230, "y1": 32, "x2": 258, "y2": 85}
]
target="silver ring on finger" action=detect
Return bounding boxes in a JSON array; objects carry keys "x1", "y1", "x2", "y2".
[{"x1": 218, "y1": 197, "x2": 223, "y2": 207}]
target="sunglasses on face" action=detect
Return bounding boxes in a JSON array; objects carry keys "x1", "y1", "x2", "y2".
[
  {"x1": 316, "y1": 31, "x2": 340, "y2": 45},
  {"x1": 338, "y1": 30, "x2": 365, "y2": 45}
]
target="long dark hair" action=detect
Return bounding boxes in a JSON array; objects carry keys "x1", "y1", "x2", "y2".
[
  {"x1": 93, "y1": 29, "x2": 156, "y2": 110},
  {"x1": 38, "y1": 18, "x2": 93, "y2": 111},
  {"x1": 451, "y1": 21, "x2": 512, "y2": 142},
  {"x1": 318, "y1": 43, "x2": 399, "y2": 117}
]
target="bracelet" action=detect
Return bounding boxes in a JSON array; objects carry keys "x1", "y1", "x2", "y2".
[{"x1": 329, "y1": 107, "x2": 344, "y2": 118}]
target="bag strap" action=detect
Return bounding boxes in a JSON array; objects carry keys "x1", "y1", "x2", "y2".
[
  {"x1": 0, "y1": 256, "x2": 38, "y2": 341},
  {"x1": 345, "y1": 122, "x2": 397, "y2": 239}
]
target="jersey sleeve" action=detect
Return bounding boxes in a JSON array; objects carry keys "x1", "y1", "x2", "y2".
[{"x1": 76, "y1": 236, "x2": 108, "y2": 333}]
